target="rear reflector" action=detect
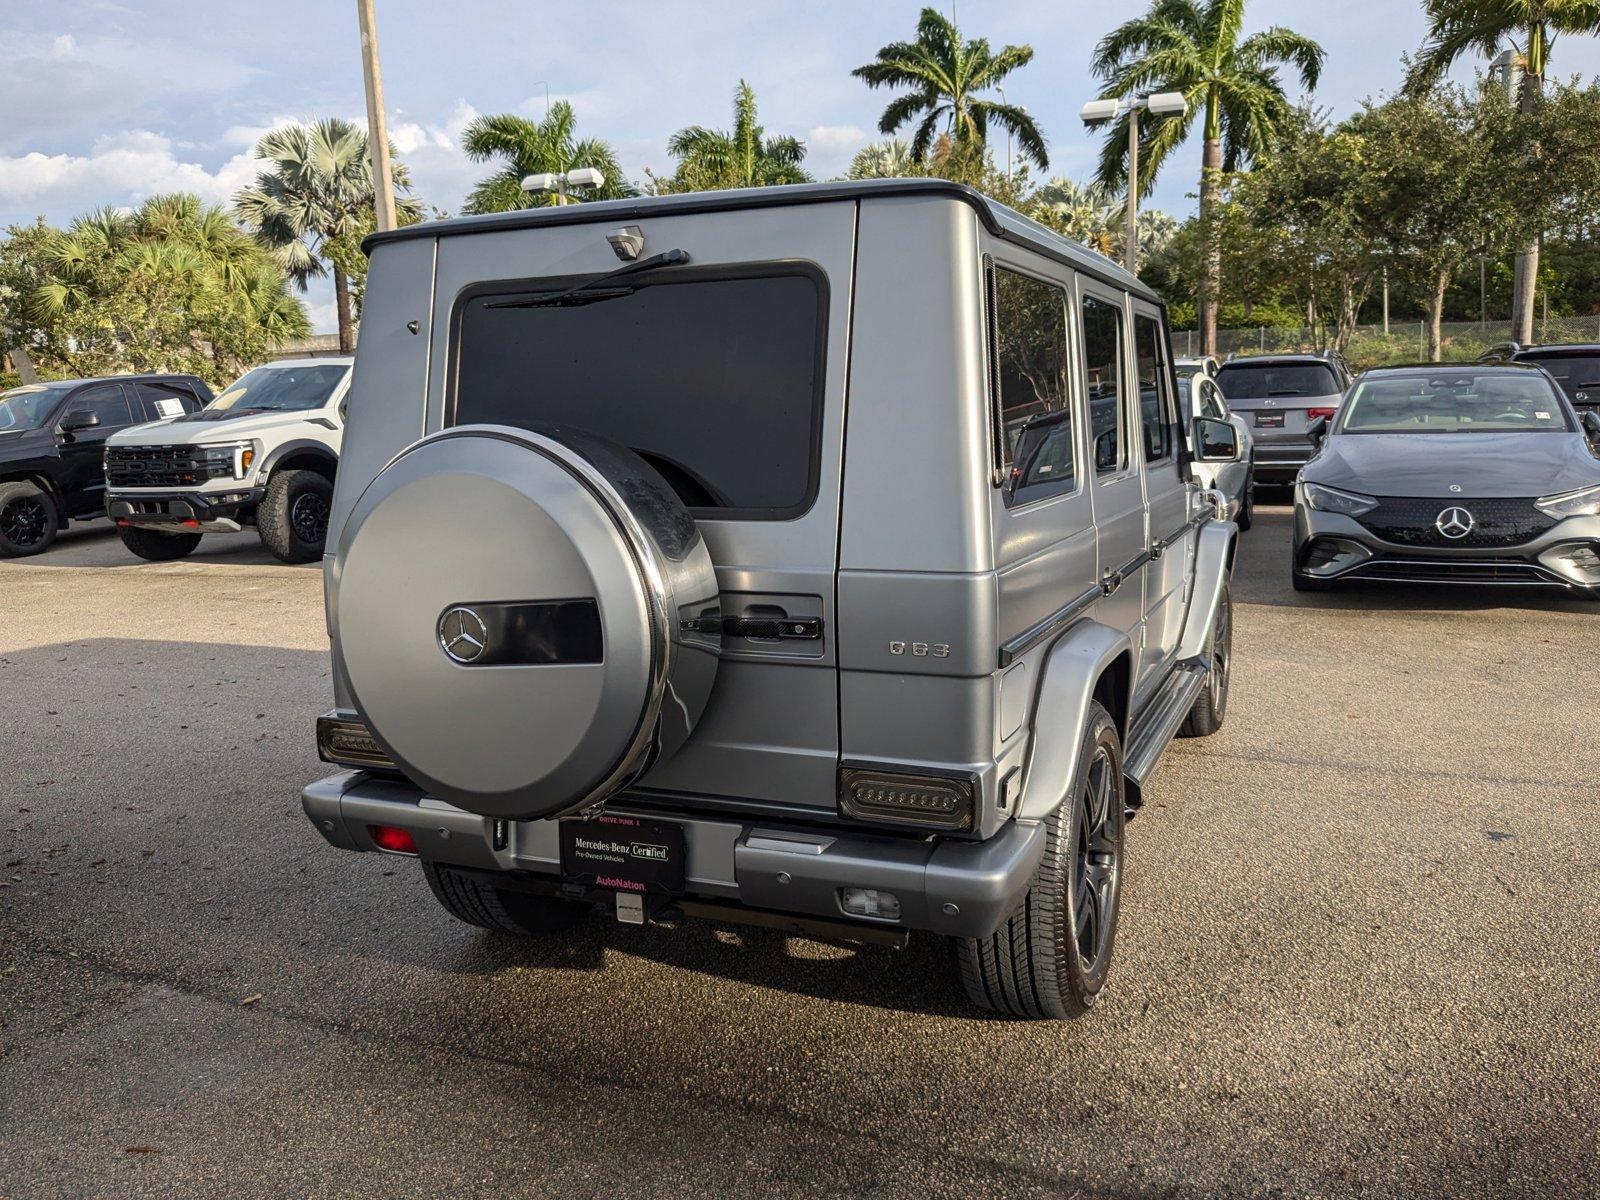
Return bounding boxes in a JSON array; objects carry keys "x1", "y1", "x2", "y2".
[
  {"x1": 316, "y1": 712, "x2": 397, "y2": 771},
  {"x1": 838, "y1": 765, "x2": 976, "y2": 831},
  {"x1": 368, "y1": 825, "x2": 418, "y2": 855}
]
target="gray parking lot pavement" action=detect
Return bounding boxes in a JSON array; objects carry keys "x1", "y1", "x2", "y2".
[{"x1": 1, "y1": 511, "x2": 1596, "y2": 1199}]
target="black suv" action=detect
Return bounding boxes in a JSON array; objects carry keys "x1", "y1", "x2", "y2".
[
  {"x1": 0, "y1": 373, "x2": 212, "y2": 556},
  {"x1": 1508, "y1": 344, "x2": 1600, "y2": 420}
]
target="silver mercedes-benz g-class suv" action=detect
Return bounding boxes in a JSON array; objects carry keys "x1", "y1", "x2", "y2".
[{"x1": 304, "y1": 180, "x2": 1242, "y2": 1019}]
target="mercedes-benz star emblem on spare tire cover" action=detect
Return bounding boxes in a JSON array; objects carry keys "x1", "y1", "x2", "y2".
[
  {"x1": 332, "y1": 425, "x2": 721, "y2": 821},
  {"x1": 438, "y1": 606, "x2": 488, "y2": 663}
]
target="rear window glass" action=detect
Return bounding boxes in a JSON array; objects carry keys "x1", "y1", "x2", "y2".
[
  {"x1": 1516, "y1": 352, "x2": 1600, "y2": 402},
  {"x1": 1217, "y1": 362, "x2": 1339, "y2": 400},
  {"x1": 452, "y1": 270, "x2": 824, "y2": 516}
]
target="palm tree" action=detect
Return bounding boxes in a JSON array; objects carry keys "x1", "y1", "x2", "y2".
[
  {"x1": 234, "y1": 118, "x2": 420, "y2": 353},
  {"x1": 461, "y1": 102, "x2": 627, "y2": 212},
  {"x1": 1032, "y1": 179, "x2": 1122, "y2": 256},
  {"x1": 1092, "y1": 0, "x2": 1324, "y2": 355},
  {"x1": 665, "y1": 81, "x2": 810, "y2": 191},
  {"x1": 847, "y1": 138, "x2": 922, "y2": 179},
  {"x1": 853, "y1": 7, "x2": 1047, "y2": 170},
  {"x1": 1407, "y1": 0, "x2": 1600, "y2": 342}
]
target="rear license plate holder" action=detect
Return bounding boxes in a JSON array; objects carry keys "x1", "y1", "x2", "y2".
[
  {"x1": 1255, "y1": 411, "x2": 1286, "y2": 428},
  {"x1": 560, "y1": 814, "x2": 686, "y2": 894}
]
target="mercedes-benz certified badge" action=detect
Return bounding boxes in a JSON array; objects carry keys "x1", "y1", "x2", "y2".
[
  {"x1": 438, "y1": 606, "x2": 489, "y2": 663},
  {"x1": 1435, "y1": 507, "x2": 1475, "y2": 540}
]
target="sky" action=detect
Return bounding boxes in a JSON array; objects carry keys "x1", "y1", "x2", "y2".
[{"x1": 6, "y1": 0, "x2": 1599, "y2": 333}]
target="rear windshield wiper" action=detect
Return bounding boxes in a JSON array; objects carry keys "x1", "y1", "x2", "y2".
[{"x1": 486, "y1": 247, "x2": 691, "y2": 310}]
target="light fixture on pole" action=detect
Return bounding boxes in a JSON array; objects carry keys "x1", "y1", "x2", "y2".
[
  {"x1": 521, "y1": 167, "x2": 607, "y2": 207},
  {"x1": 1080, "y1": 91, "x2": 1188, "y2": 276}
]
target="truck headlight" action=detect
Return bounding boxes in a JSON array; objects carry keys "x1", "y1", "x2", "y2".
[
  {"x1": 1302, "y1": 482, "x2": 1378, "y2": 517},
  {"x1": 1535, "y1": 483, "x2": 1600, "y2": 519}
]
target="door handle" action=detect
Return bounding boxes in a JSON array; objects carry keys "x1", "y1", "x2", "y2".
[{"x1": 680, "y1": 615, "x2": 824, "y2": 641}]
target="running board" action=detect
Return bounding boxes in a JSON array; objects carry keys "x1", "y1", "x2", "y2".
[{"x1": 1123, "y1": 656, "x2": 1209, "y2": 788}]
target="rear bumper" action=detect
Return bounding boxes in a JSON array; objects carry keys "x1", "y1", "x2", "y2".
[
  {"x1": 107, "y1": 487, "x2": 262, "y2": 531},
  {"x1": 303, "y1": 771, "x2": 1046, "y2": 940},
  {"x1": 1250, "y1": 442, "x2": 1314, "y2": 480}
]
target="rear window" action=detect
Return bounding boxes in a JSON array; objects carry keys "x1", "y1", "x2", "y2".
[
  {"x1": 452, "y1": 269, "x2": 825, "y2": 517},
  {"x1": 1516, "y1": 352, "x2": 1600, "y2": 402},
  {"x1": 1217, "y1": 361, "x2": 1339, "y2": 400}
]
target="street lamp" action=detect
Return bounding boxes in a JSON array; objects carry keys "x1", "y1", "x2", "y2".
[
  {"x1": 521, "y1": 166, "x2": 607, "y2": 206},
  {"x1": 1080, "y1": 91, "x2": 1188, "y2": 276}
]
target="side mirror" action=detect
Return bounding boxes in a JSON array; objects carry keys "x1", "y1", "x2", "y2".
[
  {"x1": 59, "y1": 410, "x2": 101, "y2": 434},
  {"x1": 1191, "y1": 415, "x2": 1241, "y2": 463},
  {"x1": 1307, "y1": 415, "x2": 1329, "y2": 446},
  {"x1": 1582, "y1": 410, "x2": 1600, "y2": 443}
]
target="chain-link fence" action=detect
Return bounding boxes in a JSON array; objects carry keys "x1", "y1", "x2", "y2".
[{"x1": 1175, "y1": 316, "x2": 1600, "y2": 369}]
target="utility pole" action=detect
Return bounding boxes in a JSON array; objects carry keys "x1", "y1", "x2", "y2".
[
  {"x1": 357, "y1": 0, "x2": 397, "y2": 233},
  {"x1": 1382, "y1": 267, "x2": 1390, "y2": 335},
  {"x1": 1126, "y1": 113, "x2": 1140, "y2": 276}
]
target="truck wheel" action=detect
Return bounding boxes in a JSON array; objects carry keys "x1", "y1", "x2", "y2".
[
  {"x1": 0, "y1": 482, "x2": 60, "y2": 557},
  {"x1": 1180, "y1": 581, "x2": 1231, "y2": 738},
  {"x1": 423, "y1": 861, "x2": 590, "y2": 935},
  {"x1": 954, "y1": 701, "x2": 1125, "y2": 1020},
  {"x1": 118, "y1": 526, "x2": 202, "y2": 561},
  {"x1": 1236, "y1": 469, "x2": 1255, "y2": 531},
  {"x1": 258, "y1": 468, "x2": 333, "y2": 563}
]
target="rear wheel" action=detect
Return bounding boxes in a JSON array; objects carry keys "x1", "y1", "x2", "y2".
[
  {"x1": 258, "y1": 468, "x2": 333, "y2": 563},
  {"x1": 954, "y1": 702, "x2": 1125, "y2": 1020},
  {"x1": 423, "y1": 861, "x2": 591, "y2": 935},
  {"x1": 0, "y1": 482, "x2": 59, "y2": 557},
  {"x1": 118, "y1": 526, "x2": 202, "y2": 561},
  {"x1": 1180, "y1": 581, "x2": 1232, "y2": 738}
]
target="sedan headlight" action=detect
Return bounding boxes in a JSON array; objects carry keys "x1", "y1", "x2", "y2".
[
  {"x1": 1302, "y1": 482, "x2": 1378, "y2": 517},
  {"x1": 1534, "y1": 483, "x2": 1600, "y2": 519}
]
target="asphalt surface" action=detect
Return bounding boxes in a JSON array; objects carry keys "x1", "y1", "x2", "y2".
[{"x1": 1, "y1": 511, "x2": 1596, "y2": 1199}]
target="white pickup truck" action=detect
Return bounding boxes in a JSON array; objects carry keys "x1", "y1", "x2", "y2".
[{"x1": 104, "y1": 357, "x2": 352, "y2": 562}]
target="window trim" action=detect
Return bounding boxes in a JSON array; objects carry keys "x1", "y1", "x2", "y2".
[
  {"x1": 1080, "y1": 287, "x2": 1132, "y2": 481},
  {"x1": 986, "y1": 257, "x2": 1083, "y2": 510},
  {"x1": 1134, "y1": 311, "x2": 1179, "y2": 468},
  {"x1": 446, "y1": 260, "x2": 831, "y2": 523}
]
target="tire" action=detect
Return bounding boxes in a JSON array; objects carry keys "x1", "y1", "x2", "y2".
[
  {"x1": 0, "y1": 481, "x2": 60, "y2": 557},
  {"x1": 118, "y1": 525, "x2": 202, "y2": 561},
  {"x1": 258, "y1": 468, "x2": 333, "y2": 563},
  {"x1": 1180, "y1": 580, "x2": 1231, "y2": 738},
  {"x1": 1236, "y1": 467, "x2": 1255, "y2": 531},
  {"x1": 423, "y1": 861, "x2": 590, "y2": 935},
  {"x1": 954, "y1": 702, "x2": 1125, "y2": 1020}
]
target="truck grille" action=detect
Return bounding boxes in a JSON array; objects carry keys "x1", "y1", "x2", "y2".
[
  {"x1": 106, "y1": 445, "x2": 237, "y2": 489},
  {"x1": 1358, "y1": 497, "x2": 1555, "y2": 549}
]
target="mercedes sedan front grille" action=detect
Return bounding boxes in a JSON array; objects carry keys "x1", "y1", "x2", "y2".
[
  {"x1": 106, "y1": 445, "x2": 236, "y2": 489},
  {"x1": 1357, "y1": 497, "x2": 1556, "y2": 549}
]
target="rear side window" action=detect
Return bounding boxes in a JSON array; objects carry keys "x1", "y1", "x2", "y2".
[
  {"x1": 135, "y1": 382, "x2": 199, "y2": 420},
  {"x1": 1216, "y1": 362, "x2": 1339, "y2": 400},
  {"x1": 1081, "y1": 295, "x2": 1127, "y2": 474},
  {"x1": 452, "y1": 269, "x2": 824, "y2": 517},
  {"x1": 990, "y1": 266, "x2": 1074, "y2": 505},
  {"x1": 1134, "y1": 315, "x2": 1175, "y2": 463},
  {"x1": 1517, "y1": 352, "x2": 1600, "y2": 403}
]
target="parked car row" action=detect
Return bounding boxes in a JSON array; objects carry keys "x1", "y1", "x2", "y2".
[{"x1": 0, "y1": 358, "x2": 352, "y2": 562}]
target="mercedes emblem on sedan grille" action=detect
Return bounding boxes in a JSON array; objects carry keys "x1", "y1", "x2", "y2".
[
  {"x1": 438, "y1": 606, "x2": 489, "y2": 664},
  {"x1": 1435, "y1": 507, "x2": 1475, "y2": 540}
]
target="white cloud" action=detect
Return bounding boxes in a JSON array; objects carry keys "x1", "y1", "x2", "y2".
[
  {"x1": 807, "y1": 123, "x2": 866, "y2": 152},
  {"x1": 51, "y1": 34, "x2": 76, "y2": 58},
  {"x1": 0, "y1": 130, "x2": 258, "y2": 211}
]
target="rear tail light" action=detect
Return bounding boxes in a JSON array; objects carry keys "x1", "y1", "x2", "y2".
[
  {"x1": 317, "y1": 712, "x2": 397, "y2": 771},
  {"x1": 368, "y1": 825, "x2": 418, "y2": 855},
  {"x1": 838, "y1": 765, "x2": 976, "y2": 831},
  {"x1": 1306, "y1": 407, "x2": 1339, "y2": 421}
]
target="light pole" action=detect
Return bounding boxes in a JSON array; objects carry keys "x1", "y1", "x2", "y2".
[
  {"x1": 1080, "y1": 91, "x2": 1188, "y2": 276},
  {"x1": 355, "y1": 0, "x2": 396, "y2": 233},
  {"x1": 522, "y1": 167, "x2": 607, "y2": 207}
]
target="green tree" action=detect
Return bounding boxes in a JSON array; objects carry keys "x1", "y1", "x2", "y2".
[
  {"x1": 461, "y1": 101, "x2": 627, "y2": 213},
  {"x1": 234, "y1": 118, "x2": 422, "y2": 354},
  {"x1": 852, "y1": 7, "x2": 1048, "y2": 168},
  {"x1": 1408, "y1": 0, "x2": 1600, "y2": 342},
  {"x1": 846, "y1": 139, "x2": 923, "y2": 179},
  {"x1": 15, "y1": 195, "x2": 307, "y2": 384},
  {"x1": 662, "y1": 81, "x2": 810, "y2": 192},
  {"x1": 1092, "y1": 0, "x2": 1324, "y2": 355}
]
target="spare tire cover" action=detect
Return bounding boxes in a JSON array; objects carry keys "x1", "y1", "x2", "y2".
[{"x1": 333, "y1": 424, "x2": 720, "y2": 820}]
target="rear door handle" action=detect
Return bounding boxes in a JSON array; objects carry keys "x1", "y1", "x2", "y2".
[{"x1": 723, "y1": 616, "x2": 823, "y2": 641}]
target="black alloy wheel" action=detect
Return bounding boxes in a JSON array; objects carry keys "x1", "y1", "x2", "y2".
[
  {"x1": 0, "y1": 494, "x2": 49, "y2": 548},
  {"x1": 1073, "y1": 746, "x2": 1121, "y2": 974},
  {"x1": 291, "y1": 490, "x2": 330, "y2": 546}
]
